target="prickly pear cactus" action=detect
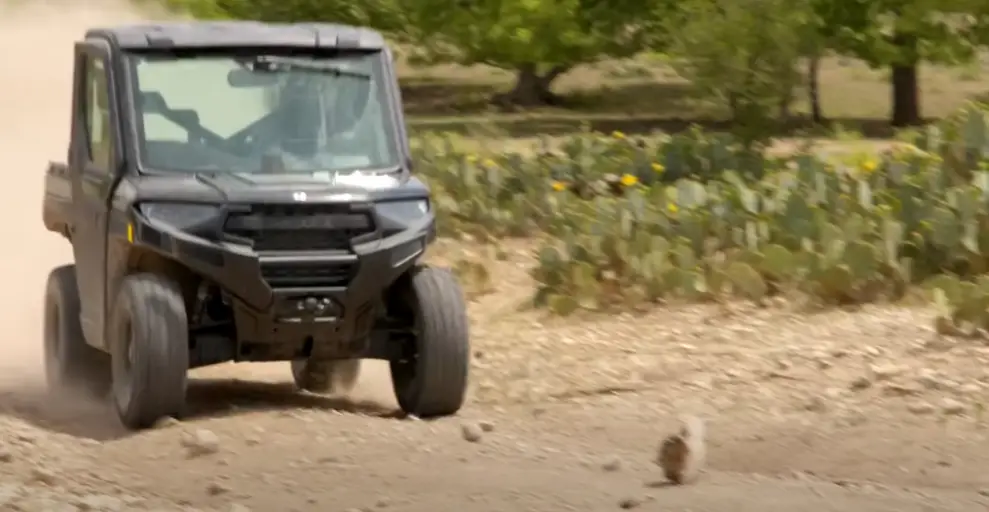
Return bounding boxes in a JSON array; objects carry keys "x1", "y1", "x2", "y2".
[{"x1": 407, "y1": 104, "x2": 989, "y2": 315}]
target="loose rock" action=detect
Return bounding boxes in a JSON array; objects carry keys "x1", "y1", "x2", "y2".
[
  {"x1": 74, "y1": 494, "x2": 124, "y2": 511},
  {"x1": 850, "y1": 376, "x2": 872, "y2": 390},
  {"x1": 941, "y1": 398, "x2": 968, "y2": 416},
  {"x1": 30, "y1": 466, "x2": 58, "y2": 485},
  {"x1": 923, "y1": 335, "x2": 956, "y2": 352},
  {"x1": 181, "y1": 429, "x2": 220, "y2": 458},
  {"x1": 618, "y1": 496, "x2": 642, "y2": 509},
  {"x1": 461, "y1": 423, "x2": 483, "y2": 443},
  {"x1": 906, "y1": 402, "x2": 936, "y2": 415},
  {"x1": 601, "y1": 456, "x2": 623, "y2": 472},
  {"x1": 804, "y1": 396, "x2": 827, "y2": 412},
  {"x1": 869, "y1": 364, "x2": 903, "y2": 381},
  {"x1": 656, "y1": 416, "x2": 705, "y2": 485},
  {"x1": 206, "y1": 481, "x2": 230, "y2": 496},
  {"x1": 917, "y1": 370, "x2": 954, "y2": 391},
  {"x1": 154, "y1": 416, "x2": 181, "y2": 429},
  {"x1": 838, "y1": 408, "x2": 869, "y2": 427},
  {"x1": 882, "y1": 383, "x2": 921, "y2": 397}
]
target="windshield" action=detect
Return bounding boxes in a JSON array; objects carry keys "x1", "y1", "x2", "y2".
[{"x1": 128, "y1": 51, "x2": 401, "y2": 174}]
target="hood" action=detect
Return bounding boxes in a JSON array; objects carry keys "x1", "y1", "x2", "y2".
[{"x1": 124, "y1": 171, "x2": 429, "y2": 204}]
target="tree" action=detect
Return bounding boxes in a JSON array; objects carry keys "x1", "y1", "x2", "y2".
[
  {"x1": 161, "y1": 0, "x2": 406, "y2": 34},
  {"x1": 400, "y1": 0, "x2": 662, "y2": 106},
  {"x1": 824, "y1": 0, "x2": 989, "y2": 126},
  {"x1": 164, "y1": 0, "x2": 660, "y2": 107},
  {"x1": 801, "y1": 0, "x2": 861, "y2": 124},
  {"x1": 661, "y1": 0, "x2": 813, "y2": 144}
]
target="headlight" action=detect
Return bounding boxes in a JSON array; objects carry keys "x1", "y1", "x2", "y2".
[
  {"x1": 376, "y1": 199, "x2": 429, "y2": 222},
  {"x1": 138, "y1": 203, "x2": 224, "y2": 239},
  {"x1": 333, "y1": 172, "x2": 400, "y2": 190}
]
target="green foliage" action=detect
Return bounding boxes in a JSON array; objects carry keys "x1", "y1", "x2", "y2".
[
  {"x1": 163, "y1": 0, "x2": 405, "y2": 32},
  {"x1": 825, "y1": 0, "x2": 989, "y2": 68},
  {"x1": 411, "y1": 127, "x2": 777, "y2": 239},
  {"x1": 168, "y1": 0, "x2": 662, "y2": 78},
  {"x1": 401, "y1": 0, "x2": 658, "y2": 69},
  {"x1": 163, "y1": 0, "x2": 663, "y2": 103},
  {"x1": 927, "y1": 274, "x2": 989, "y2": 335},
  {"x1": 660, "y1": 0, "x2": 814, "y2": 145},
  {"x1": 414, "y1": 102, "x2": 989, "y2": 315}
]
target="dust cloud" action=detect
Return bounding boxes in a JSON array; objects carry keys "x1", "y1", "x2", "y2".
[{"x1": 0, "y1": 0, "x2": 149, "y2": 411}]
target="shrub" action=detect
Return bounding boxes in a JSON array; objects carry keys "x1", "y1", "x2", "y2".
[{"x1": 413, "y1": 103, "x2": 989, "y2": 318}]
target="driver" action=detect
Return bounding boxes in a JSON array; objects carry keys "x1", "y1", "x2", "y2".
[{"x1": 271, "y1": 79, "x2": 326, "y2": 169}]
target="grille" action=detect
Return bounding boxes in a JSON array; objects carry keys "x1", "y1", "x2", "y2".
[
  {"x1": 261, "y1": 261, "x2": 355, "y2": 288},
  {"x1": 224, "y1": 204, "x2": 375, "y2": 252}
]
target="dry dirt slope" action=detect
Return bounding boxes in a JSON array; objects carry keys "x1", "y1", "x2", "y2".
[{"x1": 1, "y1": 2, "x2": 989, "y2": 511}]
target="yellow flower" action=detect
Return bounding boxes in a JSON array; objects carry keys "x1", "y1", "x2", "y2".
[
  {"x1": 612, "y1": 130, "x2": 626, "y2": 140},
  {"x1": 466, "y1": 154, "x2": 478, "y2": 163},
  {"x1": 620, "y1": 174, "x2": 638, "y2": 186},
  {"x1": 667, "y1": 202, "x2": 679, "y2": 214},
  {"x1": 860, "y1": 159, "x2": 877, "y2": 173},
  {"x1": 551, "y1": 181, "x2": 567, "y2": 192},
  {"x1": 482, "y1": 158, "x2": 497, "y2": 168},
  {"x1": 651, "y1": 162, "x2": 665, "y2": 173}
]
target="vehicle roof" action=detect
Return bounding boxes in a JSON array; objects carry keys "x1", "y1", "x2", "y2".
[{"x1": 85, "y1": 21, "x2": 386, "y2": 50}]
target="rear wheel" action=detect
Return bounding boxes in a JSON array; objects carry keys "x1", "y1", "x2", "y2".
[
  {"x1": 43, "y1": 265, "x2": 110, "y2": 397},
  {"x1": 389, "y1": 266, "x2": 470, "y2": 418},
  {"x1": 109, "y1": 273, "x2": 189, "y2": 430},
  {"x1": 291, "y1": 358, "x2": 361, "y2": 394}
]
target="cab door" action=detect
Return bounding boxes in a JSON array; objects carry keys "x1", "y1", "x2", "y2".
[{"x1": 69, "y1": 40, "x2": 120, "y2": 350}]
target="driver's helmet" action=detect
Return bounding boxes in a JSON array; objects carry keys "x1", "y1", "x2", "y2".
[{"x1": 276, "y1": 78, "x2": 324, "y2": 158}]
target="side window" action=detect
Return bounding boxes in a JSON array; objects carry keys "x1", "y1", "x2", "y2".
[{"x1": 82, "y1": 55, "x2": 113, "y2": 169}]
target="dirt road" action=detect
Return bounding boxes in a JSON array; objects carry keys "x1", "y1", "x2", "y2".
[{"x1": 1, "y1": 2, "x2": 988, "y2": 511}]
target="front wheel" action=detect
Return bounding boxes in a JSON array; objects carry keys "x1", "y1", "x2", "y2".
[
  {"x1": 109, "y1": 274, "x2": 190, "y2": 430},
  {"x1": 389, "y1": 266, "x2": 470, "y2": 418}
]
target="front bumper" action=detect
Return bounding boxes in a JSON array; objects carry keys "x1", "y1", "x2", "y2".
[{"x1": 130, "y1": 205, "x2": 434, "y2": 358}]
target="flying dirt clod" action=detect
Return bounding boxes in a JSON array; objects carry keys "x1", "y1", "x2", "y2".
[{"x1": 656, "y1": 415, "x2": 706, "y2": 485}]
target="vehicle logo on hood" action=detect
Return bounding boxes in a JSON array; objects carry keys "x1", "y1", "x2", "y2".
[{"x1": 292, "y1": 192, "x2": 308, "y2": 202}]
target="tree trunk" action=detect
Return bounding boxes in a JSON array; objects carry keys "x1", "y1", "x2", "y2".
[
  {"x1": 891, "y1": 63, "x2": 920, "y2": 127},
  {"x1": 496, "y1": 64, "x2": 570, "y2": 107},
  {"x1": 778, "y1": 87, "x2": 793, "y2": 125},
  {"x1": 807, "y1": 55, "x2": 823, "y2": 124},
  {"x1": 890, "y1": 31, "x2": 920, "y2": 127}
]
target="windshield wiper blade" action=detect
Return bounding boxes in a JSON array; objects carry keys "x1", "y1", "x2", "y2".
[{"x1": 253, "y1": 56, "x2": 371, "y2": 81}]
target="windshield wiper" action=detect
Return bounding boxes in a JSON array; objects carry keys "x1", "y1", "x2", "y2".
[{"x1": 252, "y1": 56, "x2": 371, "y2": 81}]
